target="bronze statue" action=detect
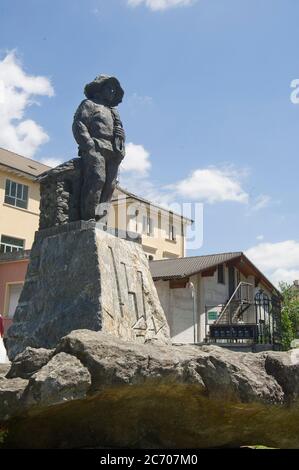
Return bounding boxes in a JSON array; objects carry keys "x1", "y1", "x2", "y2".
[{"x1": 72, "y1": 75, "x2": 125, "y2": 222}]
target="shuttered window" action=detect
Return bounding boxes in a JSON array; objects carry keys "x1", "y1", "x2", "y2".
[
  {"x1": 217, "y1": 264, "x2": 225, "y2": 284},
  {"x1": 0, "y1": 235, "x2": 25, "y2": 253},
  {"x1": 168, "y1": 224, "x2": 176, "y2": 241},
  {"x1": 5, "y1": 179, "x2": 29, "y2": 209},
  {"x1": 142, "y1": 215, "x2": 153, "y2": 236}
]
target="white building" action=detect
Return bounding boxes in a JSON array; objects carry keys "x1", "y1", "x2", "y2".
[{"x1": 151, "y1": 252, "x2": 281, "y2": 350}]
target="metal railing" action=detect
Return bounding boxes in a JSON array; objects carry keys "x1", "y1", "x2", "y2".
[{"x1": 216, "y1": 282, "x2": 254, "y2": 325}]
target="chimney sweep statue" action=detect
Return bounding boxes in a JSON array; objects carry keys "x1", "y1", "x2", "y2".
[{"x1": 72, "y1": 75, "x2": 125, "y2": 222}]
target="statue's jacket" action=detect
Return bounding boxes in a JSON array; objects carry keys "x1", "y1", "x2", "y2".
[{"x1": 73, "y1": 99, "x2": 122, "y2": 154}]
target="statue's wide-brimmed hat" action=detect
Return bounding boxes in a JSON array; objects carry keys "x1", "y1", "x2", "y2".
[{"x1": 84, "y1": 75, "x2": 124, "y2": 106}]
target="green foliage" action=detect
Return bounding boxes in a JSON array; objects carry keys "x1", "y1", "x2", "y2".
[
  {"x1": 281, "y1": 308, "x2": 294, "y2": 351},
  {"x1": 279, "y1": 282, "x2": 299, "y2": 350},
  {"x1": 0, "y1": 427, "x2": 8, "y2": 447}
]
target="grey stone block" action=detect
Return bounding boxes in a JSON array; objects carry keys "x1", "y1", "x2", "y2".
[{"x1": 5, "y1": 224, "x2": 170, "y2": 360}]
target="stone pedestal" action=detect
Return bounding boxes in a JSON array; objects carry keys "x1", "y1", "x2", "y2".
[{"x1": 5, "y1": 222, "x2": 170, "y2": 360}]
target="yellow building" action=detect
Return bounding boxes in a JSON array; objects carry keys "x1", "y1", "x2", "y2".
[
  {"x1": 110, "y1": 187, "x2": 190, "y2": 260},
  {"x1": 0, "y1": 147, "x2": 50, "y2": 253},
  {"x1": 0, "y1": 147, "x2": 192, "y2": 258}
]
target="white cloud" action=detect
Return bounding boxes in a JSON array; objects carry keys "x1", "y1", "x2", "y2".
[
  {"x1": 39, "y1": 157, "x2": 63, "y2": 168},
  {"x1": 0, "y1": 51, "x2": 54, "y2": 158},
  {"x1": 245, "y1": 240, "x2": 299, "y2": 287},
  {"x1": 127, "y1": 0, "x2": 196, "y2": 11},
  {"x1": 256, "y1": 234, "x2": 264, "y2": 241},
  {"x1": 120, "y1": 142, "x2": 151, "y2": 176},
  {"x1": 270, "y1": 269, "x2": 299, "y2": 288},
  {"x1": 119, "y1": 142, "x2": 179, "y2": 208},
  {"x1": 246, "y1": 240, "x2": 299, "y2": 272},
  {"x1": 121, "y1": 153, "x2": 249, "y2": 212},
  {"x1": 169, "y1": 167, "x2": 249, "y2": 204}
]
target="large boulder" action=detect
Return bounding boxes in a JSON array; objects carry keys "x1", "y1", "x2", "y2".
[
  {"x1": 0, "y1": 330, "x2": 299, "y2": 449},
  {"x1": 0, "y1": 377, "x2": 28, "y2": 421},
  {"x1": 24, "y1": 352, "x2": 91, "y2": 407},
  {"x1": 6, "y1": 347, "x2": 54, "y2": 379},
  {"x1": 265, "y1": 350, "x2": 299, "y2": 401}
]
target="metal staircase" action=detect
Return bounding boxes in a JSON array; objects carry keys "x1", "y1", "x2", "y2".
[{"x1": 216, "y1": 282, "x2": 254, "y2": 325}]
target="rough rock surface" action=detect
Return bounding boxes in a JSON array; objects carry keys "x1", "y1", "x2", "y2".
[
  {"x1": 5, "y1": 225, "x2": 170, "y2": 360},
  {"x1": 6, "y1": 347, "x2": 54, "y2": 379},
  {"x1": 265, "y1": 350, "x2": 299, "y2": 402},
  {"x1": 0, "y1": 364, "x2": 10, "y2": 378},
  {"x1": 24, "y1": 352, "x2": 91, "y2": 407},
  {"x1": 1, "y1": 330, "x2": 299, "y2": 449},
  {"x1": 0, "y1": 377, "x2": 28, "y2": 422}
]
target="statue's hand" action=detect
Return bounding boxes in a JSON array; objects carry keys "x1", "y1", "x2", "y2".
[{"x1": 114, "y1": 137, "x2": 125, "y2": 160}]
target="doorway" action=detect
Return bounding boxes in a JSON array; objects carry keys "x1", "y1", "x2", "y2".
[{"x1": 170, "y1": 288, "x2": 195, "y2": 343}]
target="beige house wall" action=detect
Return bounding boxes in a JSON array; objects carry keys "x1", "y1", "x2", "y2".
[
  {"x1": 0, "y1": 169, "x2": 40, "y2": 250},
  {"x1": 109, "y1": 196, "x2": 187, "y2": 260}
]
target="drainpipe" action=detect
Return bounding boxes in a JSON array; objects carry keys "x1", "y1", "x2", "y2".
[{"x1": 187, "y1": 281, "x2": 196, "y2": 343}]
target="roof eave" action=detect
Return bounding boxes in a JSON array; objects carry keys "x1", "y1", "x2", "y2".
[
  {"x1": 239, "y1": 253, "x2": 280, "y2": 296},
  {"x1": 0, "y1": 163, "x2": 38, "y2": 181},
  {"x1": 117, "y1": 186, "x2": 194, "y2": 224}
]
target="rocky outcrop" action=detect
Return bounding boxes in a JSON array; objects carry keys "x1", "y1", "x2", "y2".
[{"x1": 1, "y1": 330, "x2": 299, "y2": 449}]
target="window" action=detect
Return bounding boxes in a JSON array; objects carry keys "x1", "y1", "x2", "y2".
[
  {"x1": 168, "y1": 224, "x2": 177, "y2": 241},
  {"x1": 217, "y1": 264, "x2": 225, "y2": 284},
  {"x1": 0, "y1": 235, "x2": 24, "y2": 253},
  {"x1": 142, "y1": 215, "x2": 153, "y2": 236},
  {"x1": 148, "y1": 255, "x2": 154, "y2": 261},
  {"x1": 5, "y1": 179, "x2": 29, "y2": 209},
  {"x1": 5, "y1": 283, "x2": 23, "y2": 319}
]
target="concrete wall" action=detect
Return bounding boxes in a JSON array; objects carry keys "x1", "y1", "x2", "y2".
[{"x1": 155, "y1": 274, "x2": 199, "y2": 344}]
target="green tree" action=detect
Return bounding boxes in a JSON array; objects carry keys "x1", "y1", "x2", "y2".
[
  {"x1": 280, "y1": 308, "x2": 294, "y2": 350},
  {"x1": 279, "y1": 282, "x2": 299, "y2": 350}
]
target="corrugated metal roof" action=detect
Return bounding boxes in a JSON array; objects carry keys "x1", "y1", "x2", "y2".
[
  {"x1": 150, "y1": 252, "x2": 243, "y2": 279},
  {"x1": 0, "y1": 147, "x2": 50, "y2": 178}
]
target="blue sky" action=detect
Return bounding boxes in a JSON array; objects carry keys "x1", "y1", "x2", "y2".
[{"x1": 1, "y1": 0, "x2": 299, "y2": 285}]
